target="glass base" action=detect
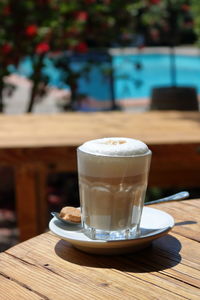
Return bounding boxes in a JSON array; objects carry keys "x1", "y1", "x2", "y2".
[{"x1": 83, "y1": 223, "x2": 140, "y2": 241}]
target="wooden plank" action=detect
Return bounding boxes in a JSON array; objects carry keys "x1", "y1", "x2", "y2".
[
  {"x1": 5, "y1": 231, "x2": 200, "y2": 299},
  {"x1": 0, "y1": 111, "x2": 199, "y2": 148},
  {"x1": 0, "y1": 251, "x2": 188, "y2": 300},
  {"x1": 152, "y1": 233, "x2": 200, "y2": 270},
  {"x1": 8, "y1": 231, "x2": 200, "y2": 273},
  {"x1": 149, "y1": 143, "x2": 200, "y2": 187},
  {"x1": 0, "y1": 146, "x2": 77, "y2": 167},
  {"x1": 0, "y1": 274, "x2": 41, "y2": 300},
  {"x1": 150, "y1": 200, "x2": 200, "y2": 241},
  {"x1": 1, "y1": 250, "x2": 199, "y2": 299},
  {"x1": 14, "y1": 163, "x2": 47, "y2": 241}
]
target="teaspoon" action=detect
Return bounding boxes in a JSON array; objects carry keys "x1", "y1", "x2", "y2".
[{"x1": 145, "y1": 191, "x2": 189, "y2": 205}]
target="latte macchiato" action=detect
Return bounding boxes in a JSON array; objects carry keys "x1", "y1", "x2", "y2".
[{"x1": 77, "y1": 137, "x2": 151, "y2": 240}]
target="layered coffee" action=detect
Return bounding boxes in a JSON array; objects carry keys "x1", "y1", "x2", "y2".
[{"x1": 77, "y1": 137, "x2": 151, "y2": 240}]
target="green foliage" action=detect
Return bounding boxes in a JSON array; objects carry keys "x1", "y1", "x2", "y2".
[
  {"x1": 140, "y1": 0, "x2": 195, "y2": 46},
  {"x1": 191, "y1": 0, "x2": 200, "y2": 46},
  {"x1": 0, "y1": 0, "x2": 196, "y2": 112}
]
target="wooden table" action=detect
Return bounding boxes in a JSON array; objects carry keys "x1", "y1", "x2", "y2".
[
  {"x1": 0, "y1": 111, "x2": 200, "y2": 241},
  {"x1": 0, "y1": 199, "x2": 199, "y2": 300}
]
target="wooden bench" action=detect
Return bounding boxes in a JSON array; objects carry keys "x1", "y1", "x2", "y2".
[{"x1": 0, "y1": 111, "x2": 200, "y2": 241}]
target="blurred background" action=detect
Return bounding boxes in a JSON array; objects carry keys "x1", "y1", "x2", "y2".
[{"x1": 1, "y1": 0, "x2": 200, "y2": 250}]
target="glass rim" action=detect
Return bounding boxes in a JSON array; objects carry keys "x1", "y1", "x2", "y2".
[{"x1": 77, "y1": 147, "x2": 152, "y2": 158}]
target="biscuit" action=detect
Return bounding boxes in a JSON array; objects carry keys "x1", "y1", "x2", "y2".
[{"x1": 59, "y1": 206, "x2": 81, "y2": 223}]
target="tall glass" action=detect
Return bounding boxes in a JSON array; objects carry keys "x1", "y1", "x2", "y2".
[{"x1": 77, "y1": 140, "x2": 151, "y2": 240}]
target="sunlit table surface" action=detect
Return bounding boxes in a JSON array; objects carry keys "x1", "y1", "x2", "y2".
[{"x1": 0, "y1": 199, "x2": 199, "y2": 300}]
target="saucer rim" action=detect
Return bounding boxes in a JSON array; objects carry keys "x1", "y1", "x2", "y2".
[{"x1": 49, "y1": 207, "x2": 174, "y2": 246}]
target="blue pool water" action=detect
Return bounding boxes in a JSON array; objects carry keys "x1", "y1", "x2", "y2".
[
  {"x1": 114, "y1": 53, "x2": 200, "y2": 99},
  {"x1": 14, "y1": 53, "x2": 200, "y2": 102}
]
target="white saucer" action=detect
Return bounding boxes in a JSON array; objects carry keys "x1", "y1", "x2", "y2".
[{"x1": 49, "y1": 207, "x2": 174, "y2": 255}]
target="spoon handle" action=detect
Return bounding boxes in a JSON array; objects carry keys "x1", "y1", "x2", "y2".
[{"x1": 145, "y1": 191, "x2": 189, "y2": 205}]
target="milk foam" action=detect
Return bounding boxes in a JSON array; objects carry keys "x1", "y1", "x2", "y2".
[
  {"x1": 77, "y1": 138, "x2": 151, "y2": 178},
  {"x1": 79, "y1": 137, "x2": 149, "y2": 157}
]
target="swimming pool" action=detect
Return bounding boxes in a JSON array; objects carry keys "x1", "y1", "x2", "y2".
[
  {"x1": 114, "y1": 53, "x2": 200, "y2": 100},
  {"x1": 15, "y1": 52, "x2": 200, "y2": 104}
]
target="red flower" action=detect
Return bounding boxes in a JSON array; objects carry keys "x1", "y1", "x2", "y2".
[
  {"x1": 74, "y1": 42, "x2": 88, "y2": 53},
  {"x1": 26, "y1": 25, "x2": 38, "y2": 36},
  {"x1": 181, "y1": 4, "x2": 190, "y2": 12},
  {"x1": 149, "y1": 0, "x2": 160, "y2": 4},
  {"x1": 36, "y1": 42, "x2": 50, "y2": 54},
  {"x1": 1, "y1": 44, "x2": 12, "y2": 54},
  {"x1": 75, "y1": 11, "x2": 88, "y2": 22},
  {"x1": 3, "y1": 5, "x2": 11, "y2": 15}
]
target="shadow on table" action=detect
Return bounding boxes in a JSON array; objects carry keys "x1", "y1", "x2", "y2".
[
  {"x1": 175, "y1": 220, "x2": 197, "y2": 226},
  {"x1": 55, "y1": 234, "x2": 182, "y2": 273}
]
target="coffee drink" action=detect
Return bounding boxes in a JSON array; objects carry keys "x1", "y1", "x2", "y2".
[{"x1": 77, "y1": 137, "x2": 151, "y2": 240}]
